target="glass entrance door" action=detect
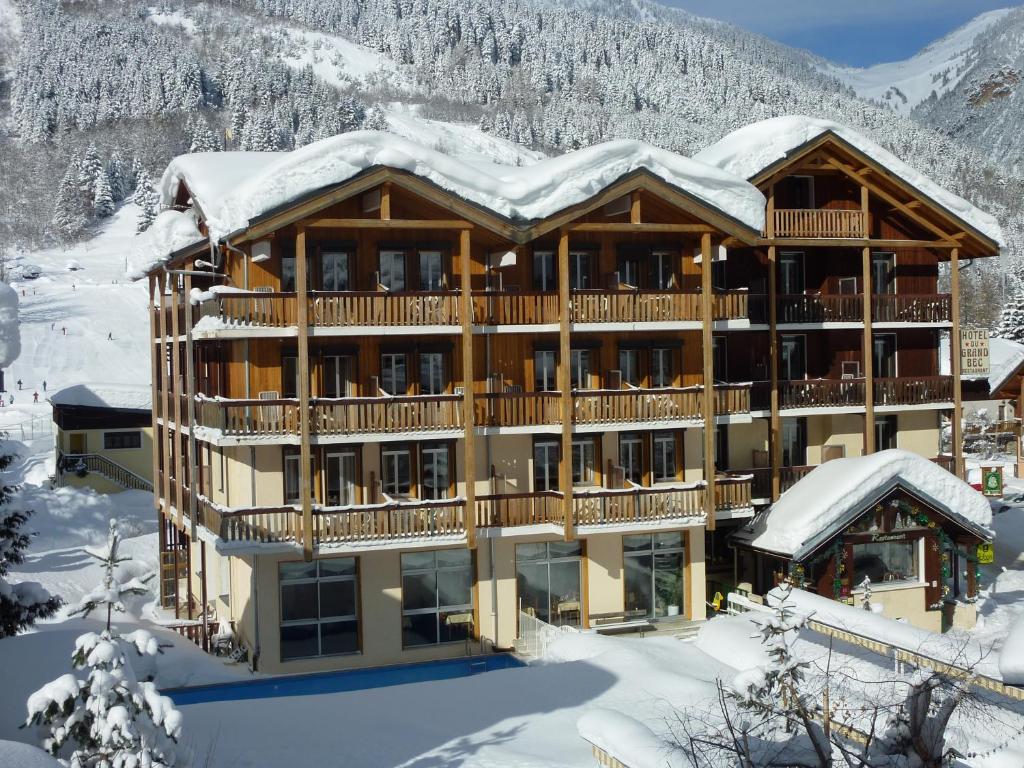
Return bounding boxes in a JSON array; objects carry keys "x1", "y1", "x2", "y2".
[
  {"x1": 623, "y1": 532, "x2": 685, "y2": 619},
  {"x1": 516, "y1": 542, "x2": 583, "y2": 627},
  {"x1": 325, "y1": 450, "x2": 357, "y2": 507}
]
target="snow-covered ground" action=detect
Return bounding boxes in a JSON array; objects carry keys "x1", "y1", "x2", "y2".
[{"x1": 820, "y1": 8, "x2": 1012, "y2": 115}]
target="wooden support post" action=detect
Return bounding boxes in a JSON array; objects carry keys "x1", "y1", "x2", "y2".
[
  {"x1": 768, "y1": 183, "x2": 781, "y2": 500},
  {"x1": 862, "y1": 243, "x2": 875, "y2": 455},
  {"x1": 951, "y1": 247, "x2": 964, "y2": 479},
  {"x1": 158, "y1": 275, "x2": 172, "y2": 526},
  {"x1": 558, "y1": 229, "x2": 574, "y2": 540},
  {"x1": 629, "y1": 192, "x2": 641, "y2": 224},
  {"x1": 170, "y1": 276, "x2": 184, "y2": 529},
  {"x1": 296, "y1": 226, "x2": 315, "y2": 560},
  {"x1": 183, "y1": 272, "x2": 199, "y2": 539},
  {"x1": 199, "y1": 541, "x2": 209, "y2": 651},
  {"x1": 701, "y1": 234, "x2": 716, "y2": 529},
  {"x1": 459, "y1": 228, "x2": 477, "y2": 548},
  {"x1": 149, "y1": 276, "x2": 161, "y2": 513},
  {"x1": 381, "y1": 182, "x2": 391, "y2": 221}
]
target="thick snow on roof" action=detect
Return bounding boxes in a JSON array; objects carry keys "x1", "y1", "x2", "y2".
[
  {"x1": 49, "y1": 383, "x2": 152, "y2": 412},
  {"x1": 737, "y1": 449, "x2": 992, "y2": 557},
  {"x1": 158, "y1": 130, "x2": 766, "y2": 242},
  {"x1": 695, "y1": 115, "x2": 1004, "y2": 248},
  {"x1": 129, "y1": 209, "x2": 206, "y2": 279}
]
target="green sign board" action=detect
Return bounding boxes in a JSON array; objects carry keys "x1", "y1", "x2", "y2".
[{"x1": 982, "y1": 466, "x2": 1004, "y2": 498}]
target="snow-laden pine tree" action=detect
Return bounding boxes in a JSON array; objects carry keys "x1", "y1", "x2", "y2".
[
  {"x1": 52, "y1": 159, "x2": 89, "y2": 241},
  {"x1": 106, "y1": 152, "x2": 132, "y2": 204},
  {"x1": 25, "y1": 520, "x2": 182, "y2": 768},
  {"x1": 995, "y1": 263, "x2": 1024, "y2": 342},
  {"x1": 0, "y1": 487, "x2": 61, "y2": 637},
  {"x1": 77, "y1": 145, "x2": 104, "y2": 203},
  {"x1": 363, "y1": 107, "x2": 389, "y2": 132},
  {"x1": 133, "y1": 172, "x2": 159, "y2": 234},
  {"x1": 187, "y1": 116, "x2": 220, "y2": 153},
  {"x1": 92, "y1": 171, "x2": 115, "y2": 218}
]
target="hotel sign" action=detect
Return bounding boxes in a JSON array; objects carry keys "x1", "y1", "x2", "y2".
[{"x1": 961, "y1": 329, "x2": 990, "y2": 376}]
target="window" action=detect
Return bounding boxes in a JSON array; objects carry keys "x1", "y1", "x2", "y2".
[
  {"x1": 617, "y1": 254, "x2": 641, "y2": 287},
  {"x1": 401, "y1": 549, "x2": 473, "y2": 646},
  {"x1": 570, "y1": 349, "x2": 591, "y2": 390},
  {"x1": 284, "y1": 453, "x2": 302, "y2": 505},
  {"x1": 534, "y1": 350, "x2": 557, "y2": 392},
  {"x1": 853, "y1": 539, "x2": 919, "y2": 586},
  {"x1": 322, "y1": 355, "x2": 353, "y2": 398},
  {"x1": 381, "y1": 353, "x2": 407, "y2": 395},
  {"x1": 790, "y1": 175, "x2": 814, "y2": 209},
  {"x1": 779, "y1": 252, "x2": 805, "y2": 295},
  {"x1": 782, "y1": 418, "x2": 807, "y2": 467},
  {"x1": 569, "y1": 250, "x2": 591, "y2": 289},
  {"x1": 651, "y1": 348, "x2": 673, "y2": 388},
  {"x1": 619, "y1": 433, "x2": 643, "y2": 485},
  {"x1": 873, "y1": 334, "x2": 897, "y2": 379},
  {"x1": 624, "y1": 532, "x2": 685, "y2": 619},
  {"x1": 533, "y1": 250, "x2": 556, "y2": 291},
  {"x1": 282, "y1": 354, "x2": 299, "y2": 399},
  {"x1": 419, "y1": 352, "x2": 446, "y2": 395},
  {"x1": 572, "y1": 437, "x2": 596, "y2": 487},
  {"x1": 651, "y1": 250, "x2": 674, "y2": 290},
  {"x1": 871, "y1": 253, "x2": 896, "y2": 295},
  {"x1": 282, "y1": 253, "x2": 296, "y2": 292},
  {"x1": 279, "y1": 559, "x2": 359, "y2": 661},
  {"x1": 780, "y1": 335, "x2": 807, "y2": 380},
  {"x1": 619, "y1": 348, "x2": 641, "y2": 387},
  {"x1": 711, "y1": 259, "x2": 727, "y2": 291},
  {"x1": 419, "y1": 250, "x2": 445, "y2": 290},
  {"x1": 534, "y1": 440, "x2": 559, "y2": 491},
  {"x1": 379, "y1": 250, "x2": 406, "y2": 291},
  {"x1": 875, "y1": 416, "x2": 898, "y2": 452},
  {"x1": 324, "y1": 450, "x2": 357, "y2": 507},
  {"x1": 321, "y1": 250, "x2": 350, "y2": 291},
  {"x1": 421, "y1": 443, "x2": 450, "y2": 500},
  {"x1": 382, "y1": 446, "x2": 412, "y2": 496},
  {"x1": 104, "y1": 431, "x2": 141, "y2": 450},
  {"x1": 516, "y1": 542, "x2": 582, "y2": 626},
  {"x1": 652, "y1": 432, "x2": 677, "y2": 483}
]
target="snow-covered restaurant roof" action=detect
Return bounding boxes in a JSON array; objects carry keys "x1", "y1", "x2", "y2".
[
  {"x1": 734, "y1": 449, "x2": 993, "y2": 558},
  {"x1": 49, "y1": 383, "x2": 152, "y2": 412},
  {"x1": 158, "y1": 130, "x2": 767, "y2": 243},
  {"x1": 694, "y1": 115, "x2": 1005, "y2": 248}
]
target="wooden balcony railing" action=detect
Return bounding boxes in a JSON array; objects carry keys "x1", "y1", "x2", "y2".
[
  {"x1": 731, "y1": 467, "x2": 771, "y2": 500},
  {"x1": 780, "y1": 465, "x2": 815, "y2": 493},
  {"x1": 873, "y1": 376, "x2": 953, "y2": 406},
  {"x1": 781, "y1": 379, "x2": 866, "y2": 409},
  {"x1": 712, "y1": 290, "x2": 749, "y2": 321},
  {"x1": 573, "y1": 388, "x2": 702, "y2": 425},
  {"x1": 310, "y1": 291, "x2": 460, "y2": 327},
  {"x1": 715, "y1": 474, "x2": 752, "y2": 511},
  {"x1": 474, "y1": 392, "x2": 561, "y2": 428},
  {"x1": 714, "y1": 384, "x2": 750, "y2": 416},
  {"x1": 471, "y1": 291, "x2": 559, "y2": 325},
  {"x1": 572, "y1": 485, "x2": 705, "y2": 527},
  {"x1": 930, "y1": 455, "x2": 955, "y2": 474},
  {"x1": 207, "y1": 292, "x2": 299, "y2": 327},
  {"x1": 311, "y1": 395, "x2": 463, "y2": 435},
  {"x1": 475, "y1": 491, "x2": 564, "y2": 528},
  {"x1": 871, "y1": 294, "x2": 952, "y2": 324},
  {"x1": 571, "y1": 290, "x2": 700, "y2": 323},
  {"x1": 195, "y1": 397, "x2": 303, "y2": 436},
  {"x1": 773, "y1": 209, "x2": 866, "y2": 239},
  {"x1": 777, "y1": 294, "x2": 863, "y2": 323}
]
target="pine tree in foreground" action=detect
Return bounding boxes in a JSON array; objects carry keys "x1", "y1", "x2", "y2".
[
  {"x1": 0, "y1": 444, "x2": 61, "y2": 637},
  {"x1": 25, "y1": 520, "x2": 182, "y2": 767}
]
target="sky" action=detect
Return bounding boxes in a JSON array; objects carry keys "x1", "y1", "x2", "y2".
[{"x1": 665, "y1": 1, "x2": 1017, "y2": 67}]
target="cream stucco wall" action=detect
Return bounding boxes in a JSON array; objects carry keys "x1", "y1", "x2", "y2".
[
  {"x1": 896, "y1": 411, "x2": 941, "y2": 458},
  {"x1": 683, "y1": 429, "x2": 703, "y2": 482},
  {"x1": 805, "y1": 414, "x2": 864, "y2": 464},
  {"x1": 485, "y1": 434, "x2": 532, "y2": 494},
  {"x1": 58, "y1": 426, "x2": 154, "y2": 493},
  {"x1": 850, "y1": 584, "x2": 941, "y2": 633},
  {"x1": 724, "y1": 421, "x2": 769, "y2": 469}
]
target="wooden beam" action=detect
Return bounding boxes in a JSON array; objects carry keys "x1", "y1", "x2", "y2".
[
  {"x1": 951, "y1": 247, "x2": 964, "y2": 479},
  {"x1": 170, "y1": 275, "x2": 183, "y2": 532},
  {"x1": 148, "y1": 276, "x2": 160, "y2": 513},
  {"x1": 629, "y1": 192, "x2": 641, "y2": 224},
  {"x1": 701, "y1": 233, "x2": 716, "y2": 530},
  {"x1": 459, "y1": 228, "x2": 476, "y2": 549},
  {"x1": 567, "y1": 222, "x2": 715, "y2": 233},
  {"x1": 183, "y1": 272, "x2": 198, "y2": 540},
  {"x1": 158, "y1": 276, "x2": 172, "y2": 527},
  {"x1": 766, "y1": 238, "x2": 959, "y2": 249},
  {"x1": 305, "y1": 218, "x2": 473, "y2": 230},
  {"x1": 558, "y1": 228, "x2": 574, "y2": 541},
  {"x1": 767, "y1": 185, "x2": 781, "y2": 501},
  {"x1": 296, "y1": 226, "x2": 314, "y2": 560},
  {"x1": 380, "y1": 181, "x2": 391, "y2": 221},
  {"x1": 862, "y1": 186, "x2": 875, "y2": 456}
]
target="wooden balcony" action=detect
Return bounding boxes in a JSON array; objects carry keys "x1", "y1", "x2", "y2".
[
  {"x1": 194, "y1": 397, "x2": 303, "y2": 437},
  {"x1": 780, "y1": 465, "x2": 815, "y2": 493},
  {"x1": 773, "y1": 209, "x2": 866, "y2": 239},
  {"x1": 714, "y1": 474, "x2": 753, "y2": 512},
  {"x1": 474, "y1": 392, "x2": 561, "y2": 428},
  {"x1": 731, "y1": 467, "x2": 771, "y2": 500},
  {"x1": 573, "y1": 388, "x2": 702, "y2": 426},
  {"x1": 714, "y1": 384, "x2": 750, "y2": 416},
  {"x1": 570, "y1": 290, "x2": 700, "y2": 324},
  {"x1": 712, "y1": 290, "x2": 749, "y2": 321},
  {"x1": 780, "y1": 379, "x2": 865, "y2": 409},
  {"x1": 309, "y1": 291, "x2": 460, "y2": 327},
  {"x1": 777, "y1": 293, "x2": 863, "y2": 324},
  {"x1": 204, "y1": 292, "x2": 299, "y2": 328},
  {"x1": 475, "y1": 491, "x2": 564, "y2": 528},
  {"x1": 573, "y1": 485, "x2": 705, "y2": 527},
  {"x1": 472, "y1": 291, "x2": 559, "y2": 326},
  {"x1": 871, "y1": 294, "x2": 952, "y2": 324},
  {"x1": 874, "y1": 376, "x2": 953, "y2": 406}
]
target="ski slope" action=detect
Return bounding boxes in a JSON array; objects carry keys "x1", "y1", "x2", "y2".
[{"x1": 822, "y1": 8, "x2": 1013, "y2": 115}]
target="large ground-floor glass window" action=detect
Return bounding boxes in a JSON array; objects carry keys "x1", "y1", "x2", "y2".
[
  {"x1": 852, "y1": 538, "x2": 919, "y2": 585},
  {"x1": 279, "y1": 558, "x2": 359, "y2": 661},
  {"x1": 401, "y1": 549, "x2": 473, "y2": 646},
  {"x1": 516, "y1": 541, "x2": 583, "y2": 626},
  {"x1": 624, "y1": 532, "x2": 685, "y2": 619}
]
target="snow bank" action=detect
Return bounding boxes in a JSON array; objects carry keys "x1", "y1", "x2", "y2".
[
  {"x1": 998, "y1": 611, "x2": 1024, "y2": 685},
  {"x1": 695, "y1": 115, "x2": 1005, "y2": 248},
  {"x1": 49, "y1": 383, "x2": 151, "y2": 412},
  {"x1": 160, "y1": 131, "x2": 766, "y2": 243},
  {"x1": 737, "y1": 449, "x2": 993, "y2": 557},
  {"x1": 694, "y1": 613, "x2": 771, "y2": 670},
  {"x1": 0, "y1": 739, "x2": 62, "y2": 768},
  {"x1": 129, "y1": 209, "x2": 206, "y2": 278},
  {"x1": 577, "y1": 709, "x2": 687, "y2": 768},
  {"x1": 0, "y1": 280, "x2": 21, "y2": 369}
]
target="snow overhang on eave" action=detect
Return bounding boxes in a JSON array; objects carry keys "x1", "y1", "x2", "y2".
[{"x1": 135, "y1": 237, "x2": 211, "y2": 281}]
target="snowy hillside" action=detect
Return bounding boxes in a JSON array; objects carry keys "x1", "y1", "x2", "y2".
[{"x1": 822, "y1": 8, "x2": 1013, "y2": 115}]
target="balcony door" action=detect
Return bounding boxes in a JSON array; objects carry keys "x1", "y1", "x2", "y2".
[
  {"x1": 420, "y1": 443, "x2": 450, "y2": 500},
  {"x1": 650, "y1": 250, "x2": 675, "y2": 290},
  {"x1": 874, "y1": 416, "x2": 898, "y2": 452},
  {"x1": 569, "y1": 250, "x2": 592, "y2": 290},
  {"x1": 324, "y1": 450, "x2": 357, "y2": 507},
  {"x1": 871, "y1": 253, "x2": 896, "y2": 295},
  {"x1": 873, "y1": 334, "x2": 897, "y2": 378},
  {"x1": 780, "y1": 335, "x2": 807, "y2": 381},
  {"x1": 533, "y1": 440, "x2": 559, "y2": 491},
  {"x1": 321, "y1": 250, "x2": 351, "y2": 291},
  {"x1": 418, "y1": 250, "x2": 445, "y2": 291},
  {"x1": 782, "y1": 418, "x2": 807, "y2": 467},
  {"x1": 619, "y1": 433, "x2": 643, "y2": 486},
  {"x1": 779, "y1": 252, "x2": 805, "y2": 295},
  {"x1": 380, "y1": 353, "x2": 408, "y2": 395},
  {"x1": 322, "y1": 355, "x2": 354, "y2": 398},
  {"x1": 624, "y1": 532, "x2": 685, "y2": 620},
  {"x1": 381, "y1": 446, "x2": 412, "y2": 497},
  {"x1": 534, "y1": 350, "x2": 557, "y2": 392},
  {"x1": 534, "y1": 250, "x2": 556, "y2": 291},
  {"x1": 789, "y1": 175, "x2": 814, "y2": 209},
  {"x1": 712, "y1": 336, "x2": 728, "y2": 384},
  {"x1": 379, "y1": 250, "x2": 406, "y2": 291}
]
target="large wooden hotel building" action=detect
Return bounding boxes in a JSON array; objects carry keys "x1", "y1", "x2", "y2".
[{"x1": 143, "y1": 117, "x2": 1001, "y2": 671}]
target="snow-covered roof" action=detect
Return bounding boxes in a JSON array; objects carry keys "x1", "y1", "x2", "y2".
[
  {"x1": 49, "y1": 383, "x2": 152, "y2": 412},
  {"x1": 734, "y1": 449, "x2": 993, "y2": 558},
  {"x1": 129, "y1": 209, "x2": 207, "y2": 279},
  {"x1": 695, "y1": 115, "x2": 1005, "y2": 248},
  {"x1": 159, "y1": 130, "x2": 766, "y2": 243}
]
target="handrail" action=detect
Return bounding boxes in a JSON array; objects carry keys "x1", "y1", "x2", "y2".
[{"x1": 58, "y1": 453, "x2": 154, "y2": 492}]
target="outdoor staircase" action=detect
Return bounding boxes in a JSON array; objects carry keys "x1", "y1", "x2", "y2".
[{"x1": 58, "y1": 453, "x2": 153, "y2": 493}]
